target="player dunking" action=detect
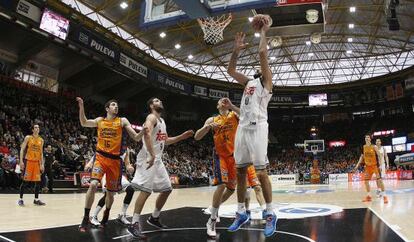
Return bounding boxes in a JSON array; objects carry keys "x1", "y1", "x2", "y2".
[
  {"x1": 354, "y1": 135, "x2": 389, "y2": 204},
  {"x1": 127, "y1": 97, "x2": 194, "y2": 239},
  {"x1": 226, "y1": 15, "x2": 277, "y2": 237},
  {"x1": 18, "y1": 124, "x2": 46, "y2": 206},
  {"x1": 195, "y1": 98, "x2": 264, "y2": 238},
  {"x1": 77, "y1": 98, "x2": 145, "y2": 232}
]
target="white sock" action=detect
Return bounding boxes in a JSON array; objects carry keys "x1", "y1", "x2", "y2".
[
  {"x1": 132, "y1": 213, "x2": 140, "y2": 224},
  {"x1": 211, "y1": 207, "x2": 219, "y2": 220},
  {"x1": 93, "y1": 206, "x2": 103, "y2": 217},
  {"x1": 152, "y1": 208, "x2": 161, "y2": 218},
  {"x1": 266, "y1": 203, "x2": 273, "y2": 213},
  {"x1": 121, "y1": 204, "x2": 129, "y2": 215},
  {"x1": 34, "y1": 198, "x2": 39, "y2": 202},
  {"x1": 237, "y1": 203, "x2": 246, "y2": 213},
  {"x1": 261, "y1": 204, "x2": 266, "y2": 210}
]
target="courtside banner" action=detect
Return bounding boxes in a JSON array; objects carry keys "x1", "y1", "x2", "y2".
[
  {"x1": 349, "y1": 171, "x2": 413, "y2": 181},
  {"x1": 329, "y1": 173, "x2": 348, "y2": 183},
  {"x1": 170, "y1": 175, "x2": 179, "y2": 185},
  {"x1": 270, "y1": 174, "x2": 297, "y2": 185},
  {"x1": 16, "y1": 0, "x2": 41, "y2": 23},
  {"x1": 119, "y1": 53, "x2": 147, "y2": 77},
  {"x1": 78, "y1": 172, "x2": 91, "y2": 187},
  {"x1": 69, "y1": 25, "x2": 120, "y2": 61},
  {"x1": 278, "y1": 0, "x2": 322, "y2": 5},
  {"x1": 194, "y1": 85, "x2": 208, "y2": 96},
  {"x1": 209, "y1": 88, "x2": 229, "y2": 99}
]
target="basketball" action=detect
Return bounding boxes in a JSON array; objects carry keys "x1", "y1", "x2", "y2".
[{"x1": 251, "y1": 14, "x2": 272, "y2": 31}]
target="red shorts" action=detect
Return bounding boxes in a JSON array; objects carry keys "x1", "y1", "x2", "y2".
[
  {"x1": 23, "y1": 160, "x2": 41, "y2": 182},
  {"x1": 212, "y1": 154, "x2": 259, "y2": 190},
  {"x1": 91, "y1": 153, "x2": 122, "y2": 192},
  {"x1": 365, "y1": 166, "x2": 381, "y2": 180}
]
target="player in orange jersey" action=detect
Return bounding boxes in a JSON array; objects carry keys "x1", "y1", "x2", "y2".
[
  {"x1": 354, "y1": 134, "x2": 388, "y2": 204},
  {"x1": 195, "y1": 98, "x2": 264, "y2": 238},
  {"x1": 18, "y1": 123, "x2": 45, "y2": 206},
  {"x1": 77, "y1": 97, "x2": 146, "y2": 232}
]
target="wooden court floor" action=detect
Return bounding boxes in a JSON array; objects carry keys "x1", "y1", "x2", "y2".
[{"x1": 0, "y1": 180, "x2": 413, "y2": 241}]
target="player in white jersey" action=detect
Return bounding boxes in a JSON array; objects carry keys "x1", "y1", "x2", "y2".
[
  {"x1": 375, "y1": 138, "x2": 389, "y2": 197},
  {"x1": 127, "y1": 97, "x2": 194, "y2": 239},
  {"x1": 89, "y1": 148, "x2": 134, "y2": 226},
  {"x1": 226, "y1": 15, "x2": 277, "y2": 238}
]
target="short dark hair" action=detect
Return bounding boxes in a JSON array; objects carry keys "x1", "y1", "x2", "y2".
[
  {"x1": 147, "y1": 97, "x2": 157, "y2": 111},
  {"x1": 105, "y1": 99, "x2": 118, "y2": 109},
  {"x1": 365, "y1": 134, "x2": 371, "y2": 138},
  {"x1": 32, "y1": 123, "x2": 39, "y2": 129}
]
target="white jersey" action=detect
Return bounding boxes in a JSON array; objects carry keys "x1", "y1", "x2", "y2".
[
  {"x1": 239, "y1": 78, "x2": 272, "y2": 129},
  {"x1": 137, "y1": 117, "x2": 167, "y2": 161},
  {"x1": 377, "y1": 146, "x2": 386, "y2": 165}
]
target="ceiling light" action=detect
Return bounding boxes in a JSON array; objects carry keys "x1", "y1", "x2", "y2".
[
  {"x1": 248, "y1": 17, "x2": 254, "y2": 22},
  {"x1": 175, "y1": 43, "x2": 181, "y2": 49},
  {"x1": 120, "y1": 2, "x2": 128, "y2": 9},
  {"x1": 347, "y1": 37, "x2": 353, "y2": 42},
  {"x1": 267, "y1": 45, "x2": 270, "y2": 50},
  {"x1": 254, "y1": 32, "x2": 260, "y2": 38},
  {"x1": 349, "y1": 6, "x2": 356, "y2": 13},
  {"x1": 306, "y1": 41, "x2": 311, "y2": 46},
  {"x1": 188, "y1": 54, "x2": 193, "y2": 59},
  {"x1": 270, "y1": 56, "x2": 276, "y2": 60},
  {"x1": 349, "y1": 23, "x2": 354, "y2": 29},
  {"x1": 346, "y1": 50, "x2": 353, "y2": 54},
  {"x1": 308, "y1": 53, "x2": 314, "y2": 57},
  {"x1": 159, "y1": 32, "x2": 166, "y2": 38}
]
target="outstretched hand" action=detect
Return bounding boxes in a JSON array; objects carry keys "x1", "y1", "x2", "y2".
[
  {"x1": 76, "y1": 97, "x2": 84, "y2": 107},
  {"x1": 234, "y1": 32, "x2": 248, "y2": 52},
  {"x1": 182, "y1": 130, "x2": 195, "y2": 139}
]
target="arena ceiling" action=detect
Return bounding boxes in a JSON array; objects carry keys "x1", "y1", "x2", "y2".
[{"x1": 61, "y1": 0, "x2": 414, "y2": 86}]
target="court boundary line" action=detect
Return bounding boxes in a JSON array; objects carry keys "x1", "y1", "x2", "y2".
[
  {"x1": 368, "y1": 207, "x2": 410, "y2": 242},
  {"x1": 112, "y1": 227, "x2": 316, "y2": 241},
  {"x1": 0, "y1": 235, "x2": 16, "y2": 242}
]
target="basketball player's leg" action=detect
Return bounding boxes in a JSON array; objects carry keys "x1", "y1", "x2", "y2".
[
  {"x1": 128, "y1": 158, "x2": 154, "y2": 239},
  {"x1": 363, "y1": 167, "x2": 373, "y2": 202},
  {"x1": 374, "y1": 168, "x2": 388, "y2": 203},
  {"x1": 247, "y1": 165, "x2": 265, "y2": 207},
  {"x1": 147, "y1": 162, "x2": 173, "y2": 229},
  {"x1": 117, "y1": 178, "x2": 134, "y2": 225},
  {"x1": 100, "y1": 159, "x2": 123, "y2": 226},
  {"x1": 91, "y1": 192, "x2": 106, "y2": 226},
  {"x1": 80, "y1": 155, "x2": 105, "y2": 231},
  {"x1": 228, "y1": 128, "x2": 250, "y2": 232}
]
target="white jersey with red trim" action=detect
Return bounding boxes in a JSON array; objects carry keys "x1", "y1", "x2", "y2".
[
  {"x1": 239, "y1": 78, "x2": 272, "y2": 129},
  {"x1": 137, "y1": 117, "x2": 167, "y2": 161}
]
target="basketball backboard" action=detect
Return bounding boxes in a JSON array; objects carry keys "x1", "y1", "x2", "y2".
[
  {"x1": 140, "y1": 0, "x2": 277, "y2": 29},
  {"x1": 304, "y1": 140, "x2": 325, "y2": 154}
]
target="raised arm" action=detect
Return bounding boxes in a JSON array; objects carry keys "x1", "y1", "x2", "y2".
[
  {"x1": 166, "y1": 130, "x2": 194, "y2": 145},
  {"x1": 227, "y1": 32, "x2": 249, "y2": 85},
  {"x1": 144, "y1": 114, "x2": 158, "y2": 169},
  {"x1": 122, "y1": 117, "x2": 146, "y2": 142},
  {"x1": 194, "y1": 117, "x2": 216, "y2": 141},
  {"x1": 258, "y1": 20, "x2": 273, "y2": 92},
  {"x1": 19, "y1": 136, "x2": 29, "y2": 170},
  {"x1": 76, "y1": 97, "x2": 100, "y2": 127},
  {"x1": 222, "y1": 98, "x2": 240, "y2": 116}
]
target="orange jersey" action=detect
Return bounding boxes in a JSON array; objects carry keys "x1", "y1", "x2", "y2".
[
  {"x1": 363, "y1": 145, "x2": 378, "y2": 167},
  {"x1": 96, "y1": 117, "x2": 123, "y2": 156},
  {"x1": 213, "y1": 112, "x2": 238, "y2": 157},
  {"x1": 25, "y1": 136, "x2": 43, "y2": 161}
]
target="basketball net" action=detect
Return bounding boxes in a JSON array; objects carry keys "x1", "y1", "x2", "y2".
[{"x1": 197, "y1": 13, "x2": 232, "y2": 45}]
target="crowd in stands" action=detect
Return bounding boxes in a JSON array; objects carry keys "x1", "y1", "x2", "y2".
[{"x1": 0, "y1": 76, "x2": 413, "y2": 190}]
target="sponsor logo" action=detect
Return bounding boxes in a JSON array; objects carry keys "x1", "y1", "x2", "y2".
[
  {"x1": 271, "y1": 96, "x2": 293, "y2": 103},
  {"x1": 203, "y1": 203, "x2": 343, "y2": 219},
  {"x1": 90, "y1": 39, "x2": 115, "y2": 58},
  {"x1": 156, "y1": 130, "x2": 168, "y2": 141},
  {"x1": 79, "y1": 32, "x2": 89, "y2": 45},
  {"x1": 119, "y1": 53, "x2": 147, "y2": 77},
  {"x1": 244, "y1": 86, "x2": 256, "y2": 96},
  {"x1": 209, "y1": 89, "x2": 229, "y2": 99},
  {"x1": 165, "y1": 78, "x2": 185, "y2": 91}
]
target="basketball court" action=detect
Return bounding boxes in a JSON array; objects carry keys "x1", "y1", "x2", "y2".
[
  {"x1": 1, "y1": 0, "x2": 414, "y2": 241},
  {"x1": 1, "y1": 180, "x2": 414, "y2": 242}
]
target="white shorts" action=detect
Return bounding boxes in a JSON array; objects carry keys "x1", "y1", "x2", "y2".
[
  {"x1": 102, "y1": 175, "x2": 130, "y2": 194},
  {"x1": 234, "y1": 123, "x2": 269, "y2": 170},
  {"x1": 131, "y1": 158, "x2": 172, "y2": 193}
]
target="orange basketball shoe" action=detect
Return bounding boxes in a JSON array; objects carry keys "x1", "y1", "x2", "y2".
[{"x1": 362, "y1": 195, "x2": 372, "y2": 202}]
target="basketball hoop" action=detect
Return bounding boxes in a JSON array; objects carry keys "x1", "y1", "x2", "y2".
[{"x1": 197, "y1": 13, "x2": 232, "y2": 46}]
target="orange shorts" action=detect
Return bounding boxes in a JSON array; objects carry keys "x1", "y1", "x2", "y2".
[
  {"x1": 91, "y1": 153, "x2": 122, "y2": 192},
  {"x1": 212, "y1": 153, "x2": 259, "y2": 190},
  {"x1": 364, "y1": 165, "x2": 381, "y2": 180},
  {"x1": 23, "y1": 160, "x2": 41, "y2": 182},
  {"x1": 246, "y1": 165, "x2": 259, "y2": 188}
]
